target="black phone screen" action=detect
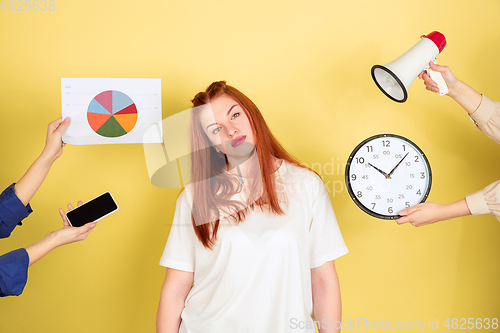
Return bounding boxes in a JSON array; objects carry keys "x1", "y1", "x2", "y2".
[{"x1": 66, "y1": 192, "x2": 118, "y2": 227}]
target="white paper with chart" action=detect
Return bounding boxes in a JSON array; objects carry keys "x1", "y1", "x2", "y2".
[{"x1": 61, "y1": 78, "x2": 163, "y2": 145}]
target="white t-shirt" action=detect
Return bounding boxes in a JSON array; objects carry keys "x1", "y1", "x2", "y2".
[{"x1": 160, "y1": 160, "x2": 348, "y2": 333}]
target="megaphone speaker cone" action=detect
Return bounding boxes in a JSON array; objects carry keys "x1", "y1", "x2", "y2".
[{"x1": 371, "y1": 65, "x2": 408, "y2": 103}]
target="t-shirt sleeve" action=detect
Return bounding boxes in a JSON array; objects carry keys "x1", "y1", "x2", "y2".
[
  {"x1": 0, "y1": 248, "x2": 29, "y2": 297},
  {"x1": 0, "y1": 183, "x2": 33, "y2": 239},
  {"x1": 308, "y1": 177, "x2": 349, "y2": 268},
  {"x1": 159, "y1": 189, "x2": 197, "y2": 272}
]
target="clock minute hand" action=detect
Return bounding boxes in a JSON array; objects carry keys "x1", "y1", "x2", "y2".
[
  {"x1": 368, "y1": 163, "x2": 390, "y2": 179},
  {"x1": 387, "y1": 152, "x2": 409, "y2": 178}
]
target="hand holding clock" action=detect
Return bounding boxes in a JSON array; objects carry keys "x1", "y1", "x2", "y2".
[{"x1": 397, "y1": 199, "x2": 471, "y2": 227}]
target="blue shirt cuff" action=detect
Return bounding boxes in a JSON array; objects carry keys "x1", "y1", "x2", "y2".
[
  {"x1": 0, "y1": 184, "x2": 32, "y2": 239},
  {"x1": 0, "y1": 248, "x2": 29, "y2": 297}
]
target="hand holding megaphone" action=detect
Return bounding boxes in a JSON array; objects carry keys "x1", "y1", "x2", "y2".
[
  {"x1": 419, "y1": 61, "x2": 459, "y2": 96},
  {"x1": 419, "y1": 62, "x2": 485, "y2": 115},
  {"x1": 424, "y1": 60, "x2": 449, "y2": 96}
]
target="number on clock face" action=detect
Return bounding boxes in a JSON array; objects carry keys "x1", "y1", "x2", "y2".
[{"x1": 345, "y1": 134, "x2": 432, "y2": 219}]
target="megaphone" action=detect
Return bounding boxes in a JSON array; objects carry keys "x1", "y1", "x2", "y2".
[{"x1": 371, "y1": 31, "x2": 447, "y2": 103}]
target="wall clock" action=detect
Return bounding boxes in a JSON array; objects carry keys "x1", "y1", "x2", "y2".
[{"x1": 345, "y1": 134, "x2": 432, "y2": 220}]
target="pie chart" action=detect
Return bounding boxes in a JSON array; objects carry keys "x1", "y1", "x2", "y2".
[{"x1": 87, "y1": 90, "x2": 138, "y2": 138}]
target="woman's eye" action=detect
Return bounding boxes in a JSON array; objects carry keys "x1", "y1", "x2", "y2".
[
  {"x1": 212, "y1": 127, "x2": 221, "y2": 135},
  {"x1": 231, "y1": 112, "x2": 240, "y2": 119}
]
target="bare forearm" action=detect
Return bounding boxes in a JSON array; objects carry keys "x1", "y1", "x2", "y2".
[
  {"x1": 15, "y1": 118, "x2": 70, "y2": 206},
  {"x1": 24, "y1": 232, "x2": 60, "y2": 267},
  {"x1": 440, "y1": 198, "x2": 471, "y2": 220},
  {"x1": 24, "y1": 223, "x2": 95, "y2": 266},
  {"x1": 448, "y1": 80, "x2": 483, "y2": 115},
  {"x1": 313, "y1": 285, "x2": 341, "y2": 333},
  {"x1": 157, "y1": 268, "x2": 193, "y2": 333},
  {"x1": 156, "y1": 292, "x2": 186, "y2": 333},
  {"x1": 312, "y1": 263, "x2": 342, "y2": 333},
  {"x1": 15, "y1": 153, "x2": 55, "y2": 206}
]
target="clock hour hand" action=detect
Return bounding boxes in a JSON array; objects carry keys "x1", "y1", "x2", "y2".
[
  {"x1": 387, "y1": 152, "x2": 409, "y2": 178},
  {"x1": 368, "y1": 163, "x2": 390, "y2": 179}
]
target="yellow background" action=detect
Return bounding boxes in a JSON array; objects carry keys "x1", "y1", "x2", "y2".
[{"x1": 1, "y1": 0, "x2": 499, "y2": 332}]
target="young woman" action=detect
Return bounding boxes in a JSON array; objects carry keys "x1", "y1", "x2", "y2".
[{"x1": 157, "y1": 81, "x2": 348, "y2": 333}]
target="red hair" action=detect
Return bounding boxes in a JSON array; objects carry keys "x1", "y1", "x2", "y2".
[{"x1": 190, "y1": 81, "x2": 309, "y2": 249}]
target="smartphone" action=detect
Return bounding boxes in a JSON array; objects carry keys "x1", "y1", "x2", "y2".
[{"x1": 66, "y1": 192, "x2": 119, "y2": 227}]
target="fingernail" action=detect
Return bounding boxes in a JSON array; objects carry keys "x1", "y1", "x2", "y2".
[{"x1": 64, "y1": 117, "x2": 70, "y2": 122}]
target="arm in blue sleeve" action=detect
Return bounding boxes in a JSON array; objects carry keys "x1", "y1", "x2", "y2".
[
  {"x1": 0, "y1": 248, "x2": 29, "y2": 297},
  {"x1": 0, "y1": 184, "x2": 33, "y2": 239}
]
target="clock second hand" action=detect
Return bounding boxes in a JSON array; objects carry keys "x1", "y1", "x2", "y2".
[
  {"x1": 387, "y1": 152, "x2": 409, "y2": 179},
  {"x1": 367, "y1": 163, "x2": 390, "y2": 179}
]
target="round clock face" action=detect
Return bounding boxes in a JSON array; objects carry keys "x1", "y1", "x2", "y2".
[{"x1": 345, "y1": 134, "x2": 432, "y2": 220}]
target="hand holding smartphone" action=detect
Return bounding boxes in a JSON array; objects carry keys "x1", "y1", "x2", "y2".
[{"x1": 66, "y1": 192, "x2": 119, "y2": 227}]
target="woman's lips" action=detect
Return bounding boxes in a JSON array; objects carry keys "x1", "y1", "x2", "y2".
[{"x1": 231, "y1": 135, "x2": 246, "y2": 147}]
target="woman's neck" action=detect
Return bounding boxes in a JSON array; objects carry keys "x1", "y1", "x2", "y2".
[
  {"x1": 226, "y1": 151, "x2": 280, "y2": 179},
  {"x1": 227, "y1": 150, "x2": 258, "y2": 179}
]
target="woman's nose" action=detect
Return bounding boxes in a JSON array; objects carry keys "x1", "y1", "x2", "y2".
[{"x1": 224, "y1": 126, "x2": 237, "y2": 138}]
